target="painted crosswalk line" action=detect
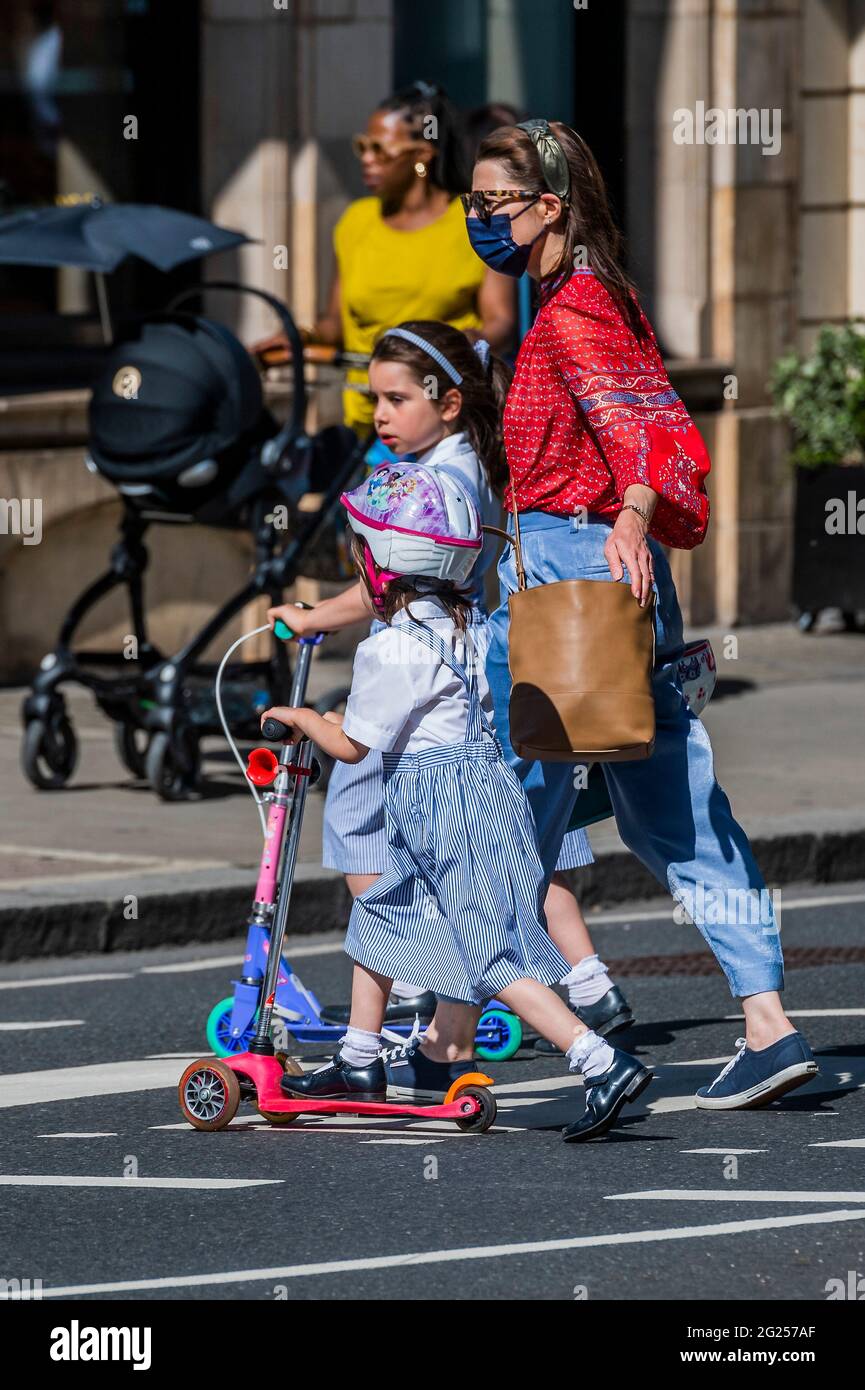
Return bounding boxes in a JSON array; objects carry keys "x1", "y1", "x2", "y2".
[
  {"x1": 18, "y1": 1208, "x2": 865, "y2": 1299},
  {"x1": 606, "y1": 1188, "x2": 865, "y2": 1203}
]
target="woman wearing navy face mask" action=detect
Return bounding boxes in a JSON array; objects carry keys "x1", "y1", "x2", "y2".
[{"x1": 461, "y1": 120, "x2": 819, "y2": 1132}]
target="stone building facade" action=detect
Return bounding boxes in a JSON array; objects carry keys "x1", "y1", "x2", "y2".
[{"x1": 2, "y1": 0, "x2": 863, "y2": 679}]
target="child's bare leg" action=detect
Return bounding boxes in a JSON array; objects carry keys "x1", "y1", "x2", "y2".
[
  {"x1": 497, "y1": 978, "x2": 590, "y2": 1054},
  {"x1": 346, "y1": 873, "x2": 378, "y2": 899},
  {"x1": 545, "y1": 875, "x2": 596, "y2": 962},
  {"x1": 349, "y1": 962, "x2": 392, "y2": 1033},
  {"x1": 422, "y1": 1002, "x2": 482, "y2": 1062}
]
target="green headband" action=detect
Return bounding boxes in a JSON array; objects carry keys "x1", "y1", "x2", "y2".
[{"x1": 517, "y1": 118, "x2": 571, "y2": 205}]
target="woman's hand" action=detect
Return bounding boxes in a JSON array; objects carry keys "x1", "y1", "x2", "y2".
[{"x1": 604, "y1": 487, "x2": 657, "y2": 607}]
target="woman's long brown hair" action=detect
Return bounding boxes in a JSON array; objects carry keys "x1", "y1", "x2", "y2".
[{"x1": 476, "y1": 121, "x2": 647, "y2": 342}]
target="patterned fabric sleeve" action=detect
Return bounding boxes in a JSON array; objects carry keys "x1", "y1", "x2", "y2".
[{"x1": 538, "y1": 295, "x2": 711, "y2": 549}]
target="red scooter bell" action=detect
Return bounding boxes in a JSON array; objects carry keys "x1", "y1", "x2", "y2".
[{"x1": 246, "y1": 747, "x2": 279, "y2": 786}]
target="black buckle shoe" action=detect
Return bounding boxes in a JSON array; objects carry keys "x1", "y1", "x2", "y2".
[
  {"x1": 534, "y1": 986, "x2": 635, "y2": 1056},
  {"x1": 319, "y1": 991, "x2": 437, "y2": 1028},
  {"x1": 561, "y1": 1050, "x2": 653, "y2": 1142},
  {"x1": 279, "y1": 1053, "x2": 386, "y2": 1102}
]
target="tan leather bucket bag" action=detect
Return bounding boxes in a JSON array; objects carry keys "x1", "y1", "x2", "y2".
[{"x1": 485, "y1": 479, "x2": 656, "y2": 763}]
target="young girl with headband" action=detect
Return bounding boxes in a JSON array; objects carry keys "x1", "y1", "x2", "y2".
[
  {"x1": 267, "y1": 322, "x2": 632, "y2": 1100},
  {"x1": 262, "y1": 460, "x2": 652, "y2": 1141}
]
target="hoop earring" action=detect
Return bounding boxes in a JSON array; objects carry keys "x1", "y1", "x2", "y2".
[{"x1": 414, "y1": 162, "x2": 428, "y2": 178}]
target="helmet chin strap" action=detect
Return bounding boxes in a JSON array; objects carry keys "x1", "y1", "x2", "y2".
[{"x1": 363, "y1": 542, "x2": 399, "y2": 612}]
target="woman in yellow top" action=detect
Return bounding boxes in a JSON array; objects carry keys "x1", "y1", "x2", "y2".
[{"x1": 307, "y1": 81, "x2": 516, "y2": 435}]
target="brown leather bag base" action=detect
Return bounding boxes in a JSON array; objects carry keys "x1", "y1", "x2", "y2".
[{"x1": 507, "y1": 578, "x2": 656, "y2": 763}]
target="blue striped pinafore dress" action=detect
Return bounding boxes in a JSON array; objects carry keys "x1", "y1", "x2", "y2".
[
  {"x1": 322, "y1": 614, "x2": 594, "y2": 875},
  {"x1": 344, "y1": 615, "x2": 572, "y2": 1005}
]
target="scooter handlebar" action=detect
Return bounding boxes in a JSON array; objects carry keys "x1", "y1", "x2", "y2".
[{"x1": 261, "y1": 716, "x2": 295, "y2": 742}]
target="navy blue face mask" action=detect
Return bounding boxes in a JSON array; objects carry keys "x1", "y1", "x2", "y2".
[{"x1": 466, "y1": 199, "x2": 545, "y2": 277}]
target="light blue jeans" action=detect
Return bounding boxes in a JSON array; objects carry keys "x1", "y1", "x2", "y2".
[{"x1": 486, "y1": 511, "x2": 784, "y2": 999}]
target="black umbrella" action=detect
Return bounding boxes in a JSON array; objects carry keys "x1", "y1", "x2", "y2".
[{"x1": 0, "y1": 202, "x2": 253, "y2": 340}]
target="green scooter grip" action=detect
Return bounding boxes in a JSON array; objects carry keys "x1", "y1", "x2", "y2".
[{"x1": 273, "y1": 620, "x2": 294, "y2": 641}]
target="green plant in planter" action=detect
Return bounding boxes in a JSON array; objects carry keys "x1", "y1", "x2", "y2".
[{"x1": 770, "y1": 320, "x2": 865, "y2": 468}]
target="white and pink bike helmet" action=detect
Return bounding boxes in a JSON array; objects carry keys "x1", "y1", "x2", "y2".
[{"x1": 340, "y1": 462, "x2": 482, "y2": 611}]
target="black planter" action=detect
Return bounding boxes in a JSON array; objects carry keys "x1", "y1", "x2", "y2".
[{"x1": 793, "y1": 463, "x2": 865, "y2": 628}]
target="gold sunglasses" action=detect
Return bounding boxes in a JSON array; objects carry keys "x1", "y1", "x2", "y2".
[
  {"x1": 460, "y1": 190, "x2": 540, "y2": 223},
  {"x1": 351, "y1": 134, "x2": 423, "y2": 162}
]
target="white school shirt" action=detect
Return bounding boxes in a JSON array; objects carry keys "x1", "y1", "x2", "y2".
[{"x1": 341, "y1": 597, "x2": 496, "y2": 755}]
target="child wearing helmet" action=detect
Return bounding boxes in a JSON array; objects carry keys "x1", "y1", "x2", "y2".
[
  {"x1": 266, "y1": 322, "x2": 633, "y2": 1098},
  {"x1": 261, "y1": 460, "x2": 652, "y2": 1142}
]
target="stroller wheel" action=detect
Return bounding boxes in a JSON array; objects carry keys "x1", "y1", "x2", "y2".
[
  {"x1": 146, "y1": 729, "x2": 201, "y2": 802},
  {"x1": 113, "y1": 721, "x2": 150, "y2": 779},
  {"x1": 22, "y1": 715, "x2": 79, "y2": 790}
]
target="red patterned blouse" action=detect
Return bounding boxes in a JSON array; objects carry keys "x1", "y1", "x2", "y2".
[{"x1": 502, "y1": 268, "x2": 711, "y2": 549}]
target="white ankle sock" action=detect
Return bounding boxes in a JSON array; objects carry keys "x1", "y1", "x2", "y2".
[
  {"x1": 566, "y1": 1029, "x2": 615, "y2": 1079},
  {"x1": 560, "y1": 955, "x2": 613, "y2": 1009},
  {"x1": 390, "y1": 980, "x2": 424, "y2": 1000},
  {"x1": 339, "y1": 1025, "x2": 381, "y2": 1068}
]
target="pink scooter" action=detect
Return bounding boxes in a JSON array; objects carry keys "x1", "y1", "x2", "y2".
[{"x1": 179, "y1": 615, "x2": 496, "y2": 1134}]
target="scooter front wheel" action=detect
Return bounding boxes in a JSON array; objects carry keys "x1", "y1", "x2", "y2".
[
  {"x1": 475, "y1": 1007, "x2": 523, "y2": 1062},
  {"x1": 206, "y1": 996, "x2": 257, "y2": 1057},
  {"x1": 454, "y1": 1084, "x2": 497, "y2": 1134},
  {"x1": 179, "y1": 1059, "x2": 241, "y2": 1131}
]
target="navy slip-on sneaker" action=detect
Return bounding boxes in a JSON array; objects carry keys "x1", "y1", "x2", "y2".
[
  {"x1": 384, "y1": 1039, "x2": 477, "y2": 1103},
  {"x1": 695, "y1": 1031, "x2": 819, "y2": 1110}
]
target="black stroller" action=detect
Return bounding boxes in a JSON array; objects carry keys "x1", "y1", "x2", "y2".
[{"x1": 21, "y1": 284, "x2": 366, "y2": 801}]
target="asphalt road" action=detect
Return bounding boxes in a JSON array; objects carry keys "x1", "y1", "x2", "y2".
[{"x1": 0, "y1": 882, "x2": 863, "y2": 1303}]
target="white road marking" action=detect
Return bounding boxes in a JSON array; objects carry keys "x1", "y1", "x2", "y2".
[
  {"x1": 144, "y1": 1053, "x2": 214, "y2": 1060},
  {"x1": 0, "y1": 861, "x2": 227, "y2": 891},
  {"x1": 23, "y1": 1209, "x2": 865, "y2": 1298},
  {"x1": 140, "y1": 956, "x2": 246, "y2": 975},
  {"x1": 606, "y1": 1188, "x2": 865, "y2": 1204},
  {"x1": 0, "y1": 1020, "x2": 83, "y2": 1031},
  {"x1": 663, "y1": 1057, "x2": 732, "y2": 1067},
  {"x1": 0, "y1": 1059, "x2": 187, "y2": 1109},
  {"x1": 585, "y1": 888, "x2": 865, "y2": 927},
  {"x1": 139, "y1": 941, "x2": 346, "y2": 974},
  {"x1": 39, "y1": 1133, "x2": 118, "y2": 1139},
  {"x1": 0, "y1": 973, "x2": 133, "y2": 991},
  {"x1": 157, "y1": 1115, "x2": 523, "y2": 1136},
  {"x1": 809, "y1": 1138, "x2": 865, "y2": 1149},
  {"x1": 726, "y1": 1009, "x2": 865, "y2": 1019},
  {"x1": 0, "y1": 1175, "x2": 281, "y2": 1190},
  {"x1": 0, "y1": 844, "x2": 164, "y2": 865},
  {"x1": 680, "y1": 1148, "x2": 768, "y2": 1155},
  {"x1": 359, "y1": 1138, "x2": 446, "y2": 1146}
]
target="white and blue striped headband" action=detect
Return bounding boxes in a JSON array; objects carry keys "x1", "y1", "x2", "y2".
[{"x1": 379, "y1": 328, "x2": 491, "y2": 384}]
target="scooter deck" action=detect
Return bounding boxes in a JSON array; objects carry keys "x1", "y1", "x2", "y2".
[
  {"x1": 257, "y1": 1096, "x2": 479, "y2": 1120},
  {"x1": 179, "y1": 1055, "x2": 497, "y2": 1132}
]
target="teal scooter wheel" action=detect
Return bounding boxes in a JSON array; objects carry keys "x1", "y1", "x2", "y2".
[
  {"x1": 206, "y1": 996, "x2": 257, "y2": 1058},
  {"x1": 475, "y1": 1008, "x2": 523, "y2": 1061}
]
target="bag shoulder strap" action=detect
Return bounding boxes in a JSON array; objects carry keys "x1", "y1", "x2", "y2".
[{"x1": 482, "y1": 469, "x2": 527, "y2": 591}]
